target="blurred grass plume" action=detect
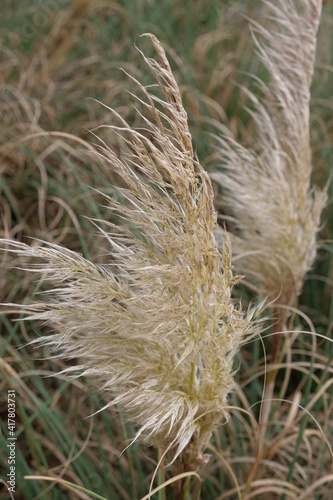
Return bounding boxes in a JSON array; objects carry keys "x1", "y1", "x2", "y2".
[{"x1": 212, "y1": 0, "x2": 327, "y2": 322}]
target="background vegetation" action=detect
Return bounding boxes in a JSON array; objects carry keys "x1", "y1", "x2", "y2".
[{"x1": 1, "y1": 1, "x2": 332, "y2": 498}]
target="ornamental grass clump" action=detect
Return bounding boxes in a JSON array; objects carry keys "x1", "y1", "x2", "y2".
[
  {"x1": 1, "y1": 35, "x2": 258, "y2": 479},
  {"x1": 212, "y1": 0, "x2": 327, "y2": 331}
]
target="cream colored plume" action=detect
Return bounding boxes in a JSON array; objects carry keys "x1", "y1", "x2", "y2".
[
  {"x1": 212, "y1": 0, "x2": 327, "y2": 312},
  {"x1": 1, "y1": 35, "x2": 257, "y2": 468}
]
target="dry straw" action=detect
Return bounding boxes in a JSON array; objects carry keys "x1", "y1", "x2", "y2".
[{"x1": 1, "y1": 34, "x2": 259, "y2": 480}]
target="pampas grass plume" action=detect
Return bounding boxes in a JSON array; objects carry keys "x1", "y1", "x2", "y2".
[
  {"x1": 212, "y1": 0, "x2": 327, "y2": 323},
  {"x1": 1, "y1": 35, "x2": 258, "y2": 473}
]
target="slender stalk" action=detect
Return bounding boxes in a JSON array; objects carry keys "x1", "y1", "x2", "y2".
[
  {"x1": 259, "y1": 307, "x2": 286, "y2": 451},
  {"x1": 182, "y1": 475, "x2": 191, "y2": 500},
  {"x1": 157, "y1": 448, "x2": 166, "y2": 500}
]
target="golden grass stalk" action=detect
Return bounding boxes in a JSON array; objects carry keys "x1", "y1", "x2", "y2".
[{"x1": 0, "y1": 34, "x2": 259, "y2": 491}]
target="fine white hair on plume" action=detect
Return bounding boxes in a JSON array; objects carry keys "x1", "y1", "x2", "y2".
[
  {"x1": 0, "y1": 34, "x2": 259, "y2": 468},
  {"x1": 211, "y1": 0, "x2": 327, "y2": 314}
]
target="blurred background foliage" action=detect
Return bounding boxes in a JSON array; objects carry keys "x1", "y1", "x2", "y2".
[{"x1": 0, "y1": 1, "x2": 332, "y2": 498}]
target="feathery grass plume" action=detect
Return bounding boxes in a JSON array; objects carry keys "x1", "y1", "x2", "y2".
[
  {"x1": 211, "y1": 0, "x2": 327, "y2": 328},
  {"x1": 210, "y1": 0, "x2": 328, "y2": 463},
  {"x1": 1, "y1": 35, "x2": 258, "y2": 476}
]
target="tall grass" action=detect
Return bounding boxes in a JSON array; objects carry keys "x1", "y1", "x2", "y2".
[{"x1": 1, "y1": 1, "x2": 332, "y2": 499}]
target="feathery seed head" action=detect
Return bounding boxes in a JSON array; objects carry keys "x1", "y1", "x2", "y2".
[
  {"x1": 1, "y1": 35, "x2": 258, "y2": 468},
  {"x1": 212, "y1": 0, "x2": 327, "y2": 308}
]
